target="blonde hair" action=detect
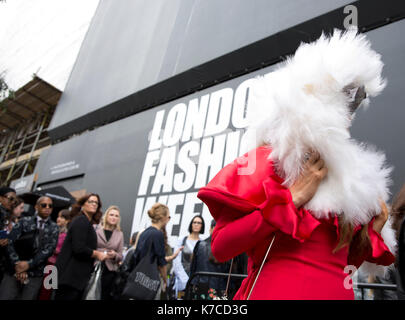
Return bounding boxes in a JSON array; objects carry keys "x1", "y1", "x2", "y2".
[
  {"x1": 102, "y1": 205, "x2": 121, "y2": 231},
  {"x1": 148, "y1": 203, "x2": 169, "y2": 223}
]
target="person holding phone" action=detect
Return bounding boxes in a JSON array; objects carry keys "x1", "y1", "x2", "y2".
[{"x1": 95, "y1": 205, "x2": 124, "y2": 300}]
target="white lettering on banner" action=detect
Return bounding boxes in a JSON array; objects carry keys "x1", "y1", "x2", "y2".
[
  {"x1": 163, "y1": 103, "x2": 187, "y2": 147},
  {"x1": 194, "y1": 134, "x2": 226, "y2": 189},
  {"x1": 15, "y1": 179, "x2": 28, "y2": 190},
  {"x1": 181, "y1": 95, "x2": 210, "y2": 142},
  {"x1": 132, "y1": 77, "x2": 258, "y2": 245},
  {"x1": 151, "y1": 146, "x2": 176, "y2": 194},
  {"x1": 149, "y1": 110, "x2": 165, "y2": 150},
  {"x1": 50, "y1": 161, "x2": 80, "y2": 175},
  {"x1": 205, "y1": 88, "x2": 233, "y2": 136},
  {"x1": 232, "y1": 79, "x2": 253, "y2": 128},
  {"x1": 173, "y1": 141, "x2": 199, "y2": 192},
  {"x1": 138, "y1": 150, "x2": 160, "y2": 196}
]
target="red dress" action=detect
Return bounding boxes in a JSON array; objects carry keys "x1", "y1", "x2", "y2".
[{"x1": 197, "y1": 146, "x2": 395, "y2": 300}]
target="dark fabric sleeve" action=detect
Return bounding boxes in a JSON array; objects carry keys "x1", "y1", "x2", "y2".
[
  {"x1": 6, "y1": 218, "x2": 24, "y2": 265},
  {"x1": 153, "y1": 230, "x2": 167, "y2": 267},
  {"x1": 189, "y1": 240, "x2": 201, "y2": 277},
  {"x1": 70, "y1": 217, "x2": 94, "y2": 259}
]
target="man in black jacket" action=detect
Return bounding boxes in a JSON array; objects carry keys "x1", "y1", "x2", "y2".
[
  {"x1": 0, "y1": 187, "x2": 17, "y2": 284},
  {"x1": 0, "y1": 196, "x2": 59, "y2": 300}
]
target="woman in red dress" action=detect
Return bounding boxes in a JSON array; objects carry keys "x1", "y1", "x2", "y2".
[{"x1": 197, "y1": 29, "x2": 396, "y2": 300}]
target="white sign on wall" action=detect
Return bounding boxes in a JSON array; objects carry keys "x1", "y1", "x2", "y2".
[{"x1": 131, "y1": 77, "x2": 263, "y2": 246}]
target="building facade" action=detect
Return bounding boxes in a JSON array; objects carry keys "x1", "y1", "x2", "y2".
[{"x1": 33, "y1": 0, "x2": 405, "y2": 245}]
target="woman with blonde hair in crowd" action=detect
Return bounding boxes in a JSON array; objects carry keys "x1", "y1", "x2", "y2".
[{"x1": 95, "y1": 205, "x2": 124, "y2": 300}]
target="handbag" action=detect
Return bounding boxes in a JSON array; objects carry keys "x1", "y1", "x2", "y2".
[
  {"x1": 121, "y1": 241, "x2": 161, "y2": 300},
  {"x1": 111, "y1": 248, "x2": 136, "y2": 299},
  {"x1": 83, "y1": 261, "x2": 103, "y2": 300}
]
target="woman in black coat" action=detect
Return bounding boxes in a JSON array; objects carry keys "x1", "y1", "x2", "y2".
[{"x1": 54, "y1": 193, "x2": 107, "y2": 300}]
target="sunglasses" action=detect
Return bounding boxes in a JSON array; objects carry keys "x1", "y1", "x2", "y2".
[
  {"x1": 40, "y1": 203, "x2": 53, "y2": 209},
  {"x1": 5, "y1": 195, "x2": 17, "y2": 202},
  {"x1": 87, "y1": 200, "x2": 99, "y2": 205}
]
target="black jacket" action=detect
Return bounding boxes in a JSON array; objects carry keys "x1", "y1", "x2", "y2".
[
  {"x1": 397, "y1": 218, "x2": 405, "y2": 299},
  {"x1": 0, "y1": 204, "x2": 10, "y2": 231},
  {"x1": 190, "y1": 236, "x2": 231, "y2": 290},
  {"x1": 55, "y1": 213, "x2": 97, "y2": 291},
  {"x1": 0, "y1": 205, "x2": 11, "y2": 275},
  {"x1": 6, "y1": 215, "x2": 59, "y2": 277}
]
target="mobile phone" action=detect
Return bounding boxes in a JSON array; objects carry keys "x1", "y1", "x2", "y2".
[{"x1": 0, "y1": 230, "x2": 8, "y2": 239}]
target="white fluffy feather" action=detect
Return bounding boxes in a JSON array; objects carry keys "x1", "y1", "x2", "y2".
[{"x1": 244, "y1": 28, "x2": 396, "y2": 270}]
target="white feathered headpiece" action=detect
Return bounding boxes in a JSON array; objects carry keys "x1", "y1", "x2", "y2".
[{"x1": 245, "y1": 28, "x2": 396, "y2": 263}]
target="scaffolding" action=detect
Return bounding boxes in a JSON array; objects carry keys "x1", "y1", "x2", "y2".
[{"x1": 0, "y1": 76, "x2": 62, "y2": 187}]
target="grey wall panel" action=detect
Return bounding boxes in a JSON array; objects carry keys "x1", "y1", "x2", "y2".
[
  {"x1": 49, "y1": 0, "x2": 352, "y2": 131},
  {"x1": 35, "y1": 134, "x2": 89, "y2": 184},
  {"x1": 49, "y1": 0, "x2": 182, "y2": 130},
  {"x1": 172, "y1": 0, "x2": 352, "y2": 74},
  {"x1": 350, "y1": 19, "x2": 405, "y2": 199}
]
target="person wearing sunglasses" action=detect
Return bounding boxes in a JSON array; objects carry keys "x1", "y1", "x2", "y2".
[
  {"x1": 0, "y1": 196, "x2": 59, "y2": 300},
  {"x1": 0, "y1": 187, "x2": 17, "y2": 236},
  {"x1": 0, "y1": 187, "x2": 17, "y2": 286}
]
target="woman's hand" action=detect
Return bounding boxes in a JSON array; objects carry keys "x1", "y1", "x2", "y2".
[
  {"x1": 165, "y1": 246, "x2": 184, "y2": 262},
  {"x1": 107, "y1": 250, "x2": 117, "y2": 260},
  {"x1": 0, "y1": 239, "x2": 8, "y2": 247},
  {"x1": 92, "y1": 250, "x2": 108, "y2": 261},
  {"x1": 172, "y1": 246, "x2": 184, "y2": 260},
  {"x1": 290, "y1": 150, "x2": 328, "y2": 209},
  {"x1": 373, "y1": 199, "x2": 389, "y2": 234}
]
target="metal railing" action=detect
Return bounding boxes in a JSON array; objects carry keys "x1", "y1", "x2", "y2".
[
  {"x1": 354, "y1": 282, "x2": 397, "y2": 300},
  {"x1": 184, "y1": 271, "x2": 398, "y2": 300}
]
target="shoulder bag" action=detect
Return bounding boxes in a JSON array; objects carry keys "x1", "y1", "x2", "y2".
[{"x1": 121, "y1": 240, "x2": 161, "y2": 300}]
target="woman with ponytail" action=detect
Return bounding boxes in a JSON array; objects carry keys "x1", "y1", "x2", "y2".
[{"x1": 131, "y1": 203, "x2": 171, "y2": 299}]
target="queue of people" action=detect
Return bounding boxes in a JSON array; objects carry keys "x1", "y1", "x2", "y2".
[
  {"x1": 0, "y1": 187, "x2": 236, "y2": 300},
  {"x1": 1, "y1": 182, "x2": 405, "y2": 300}
]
